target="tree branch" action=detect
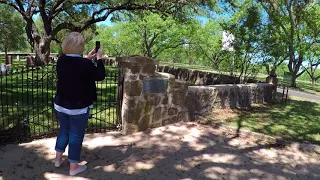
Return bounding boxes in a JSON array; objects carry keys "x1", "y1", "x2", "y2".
[
  {"x1": 276, "y1": 55, "x2": 289, "y2": 67},
  {"x1": 153, "y1": 41, "x2": 189, "y2": 59},
  {"x1": 258, "y1": 0, "x2": 288, "y2": 34},
  {"x1": 39, "y1": 0, "x2": 51, "y2": 34},
  {"x1": 0, "y1": 0, "x2": 27, "y2": 17},
  {"x1": 26, "y1": 0, "x2": 35, "y2": 15},
  {"x1": 302, "y1": 65, "x2": 313, "y2": 78},
  {"x1": 51, "y1": 3, "x2": 160, "y2": 36},
  {"x1": 51, "y1": 22, "x2": 79, "y2": 36},
  {"x1": 149, "y1": 28, "x2": 169, "y2": 48},
  {"x1": 51, "y1": 0, "x2": 66, "y2": 18},
  {"x1": 80, "y1": 3, "x2": 158, "y2": 31}
]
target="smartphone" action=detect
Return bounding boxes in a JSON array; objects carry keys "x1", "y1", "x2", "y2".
[{"x1": 95, "y1": 41, "x2": 100, "y2": 53}]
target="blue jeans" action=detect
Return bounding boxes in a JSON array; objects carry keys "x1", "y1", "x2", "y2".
[{"x1": 55, "y1": 110, "x2": 89, "y2": 163}]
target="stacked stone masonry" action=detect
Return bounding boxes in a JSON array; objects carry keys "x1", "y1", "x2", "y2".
[
  {"x1": 118, "y1": 56, "x2": 189, "y2": 135},
  {"x1": 117, "y1": 56, "x2": 275, "y2": 134},
  {"x1": 187, "y1": 83, "x2": 274, "y2": 120}
]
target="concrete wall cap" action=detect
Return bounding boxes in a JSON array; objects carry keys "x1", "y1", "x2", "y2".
[
  {"x1": 188, "y1": 83, "x2": 270, "y2": 90},
  {"x1": 155, "y1": 72, "x2": 175, "y2": 79},
  {"x1": 116, "y1": 56, "x2": 159, "y2": 65}
]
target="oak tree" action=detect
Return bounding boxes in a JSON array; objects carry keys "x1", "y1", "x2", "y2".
[{"x1": 0, "y1": 0, "x2": 206, "y2": 65}]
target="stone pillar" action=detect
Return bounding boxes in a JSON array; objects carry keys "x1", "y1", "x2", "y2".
[
  {"x1": 266, "y1": 74, "x2": 278, "y2": 100},
  {"x1": 6, "y1": 55, "x2": 12, "y2": 65},
  {"x1": 266, "y1": 75, "x2": 278, "y2": 86},
  {"x1": 118, "y1": 56, "x2": 189, "y2": 135}
]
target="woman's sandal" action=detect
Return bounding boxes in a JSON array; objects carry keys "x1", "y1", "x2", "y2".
[
  {"x1": 55, "y1": 160, "x2": 64, "y2": 167},
  {"x1": 69, "y1": 165, "x2": 87, "y2": 176}
]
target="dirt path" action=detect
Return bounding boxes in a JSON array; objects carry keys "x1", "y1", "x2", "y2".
[{"x1": 0, "y1": 122, "x2": 319, "y2": 180}]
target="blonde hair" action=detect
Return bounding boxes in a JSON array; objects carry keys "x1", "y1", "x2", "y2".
[{"x1": 61, "y1": 32, "x2": 85, "y2": 54}]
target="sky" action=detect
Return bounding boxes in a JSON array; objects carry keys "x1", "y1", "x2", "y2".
[{"x1": 97, "y1": 15, "x2": 114, "y2": 26}]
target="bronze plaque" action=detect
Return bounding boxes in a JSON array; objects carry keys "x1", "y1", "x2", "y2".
[{"x1": 143, "y1": 78, "x2": 167, "y2": 94}]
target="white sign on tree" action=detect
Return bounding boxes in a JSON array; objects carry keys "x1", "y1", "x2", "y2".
[{"x1": 222, "y1": 31, "x2": 235, "y2": 51}]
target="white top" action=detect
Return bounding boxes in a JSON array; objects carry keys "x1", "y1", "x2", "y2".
[{"x1": 54, "y1": 54, "x2": 93, "y2": 115}]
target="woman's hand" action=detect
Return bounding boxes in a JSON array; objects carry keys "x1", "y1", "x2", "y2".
[
  {"x1": 96, "y1": 48, "x2": 103, "y2": 60},
  {"x1": 87, "y1": 49, "x2": 96, "y2": 60}
]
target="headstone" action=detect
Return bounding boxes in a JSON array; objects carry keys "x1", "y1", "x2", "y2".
[
  {"x1": 0, "y1": 63, "x2": 8, "y2": 75},
  {"x1": 46, "y1": 57, "x2": 53, "y2": 64},
  {"x1": 6, "y1": 55, "x2": 12, "y2": 65},
  {"x1": 143, "y1": 78, "x2": 168, "y2": 94},
  {"x1": 26, "y1": 56, "x2": 34, "y2": 67}
]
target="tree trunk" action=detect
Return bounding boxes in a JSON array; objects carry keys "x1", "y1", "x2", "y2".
[
  {"x1": 265, "y1": 64, "x2": 270, "y2": 75},
  {"x1": 33, "y1": 37, "x2": 51, "y2": 66},
  {"x1": 291, "y1": 73, "x2": 297, "y2": 87},
  {"x1": 312, "y1": 78, "x2": 316, "y2": 85},
  {"x1": 4, "y1": 47, "x2": 8, "y2": 64},
  {"x1": 144, "y1": 44, "x2": 152, "y2": 58}
]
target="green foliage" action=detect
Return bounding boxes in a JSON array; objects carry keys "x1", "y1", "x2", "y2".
[
  {"x1": 87, "y1": 12, "x2": 205, "y2": 60},
  {"x1": 85, "y1": 24, "x2": 139, "y2": 56},
  {"x1": 221, "y1": 2, "x2": 264, "y2": 81},
  {"x1": 0, "y1": 4, "x2": 27, "y2": 53},
  {"x1": 0, "y1": 0, "x2": 211, "y2": 65},
  {"x1": 258, "y1": 0, "x2": 320, "y2": 87}
]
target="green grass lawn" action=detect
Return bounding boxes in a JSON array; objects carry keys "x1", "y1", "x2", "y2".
[
  {"x1": 212, "y1": 97, "x2": 320, "y2": 144},
  {"x1": 0, "y1": 64, "x2": 119, "y2": 140},
  {"x1": 295, "y1": 81, "x2": 320, "y2": 96},
  {"x1": 0, "y1": 58, "x2": 26, "y2": 67}
]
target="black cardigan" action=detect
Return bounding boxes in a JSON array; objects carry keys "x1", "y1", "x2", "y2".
[{"x1": 54, "y1": 55, "x2": 106, "y2": 109}]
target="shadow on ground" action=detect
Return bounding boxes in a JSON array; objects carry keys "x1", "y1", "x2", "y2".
[{"x1": 0, "y1": 122, "x2": 319, "y2": 180}]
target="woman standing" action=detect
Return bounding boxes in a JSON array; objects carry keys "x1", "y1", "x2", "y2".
[{"x1": 53, "y1": 32, "x2": 105, "y2": 176}]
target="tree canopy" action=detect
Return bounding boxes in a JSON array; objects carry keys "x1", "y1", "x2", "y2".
[
  {"x1": 0, "y1": 0, "x2": 209, "y2": 65},
  {"x1": 0, "y1": 4, "x2": 26, "y2": 59},
  {"x1": 1, "y1": 0, "x2": 320, "y2": 86}
]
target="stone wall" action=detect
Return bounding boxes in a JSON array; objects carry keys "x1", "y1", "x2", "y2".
[
  {"x1": 187, "y1": 83, "x2": 274, "y2": 119},
  {"x1": 117, "y1": 56, "x2": 275, "y2": 134},
  {"x1": 157, "y1": 65, "x2": 260, "y2": 85},
  {"x1": 103, "y1": 58, "x2": 261, "y2": 85},
  {"x1": 118, "y1": 56, "x2": 189, "y2": 134},
  {"x1": 101, "y1": 58, "x2": 259, "y2": 85}
]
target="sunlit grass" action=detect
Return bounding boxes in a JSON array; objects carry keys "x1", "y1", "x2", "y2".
[{"x1": 212, "y1": 97, "x2": 320, "y2": 144}]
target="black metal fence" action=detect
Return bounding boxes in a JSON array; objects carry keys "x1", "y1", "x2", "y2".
[{"x1": 0, "y1": 63, "x2": 121, "y2": 144}]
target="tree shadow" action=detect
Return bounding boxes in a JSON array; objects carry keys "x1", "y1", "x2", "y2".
[{"x1": 1, "y1": 122, "x2": 319, "y2": 179}]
